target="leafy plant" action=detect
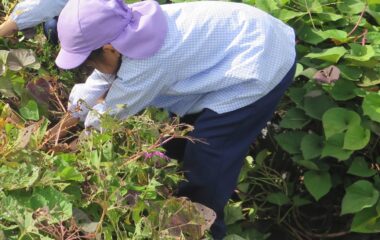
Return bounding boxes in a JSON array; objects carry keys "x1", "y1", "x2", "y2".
[
  {"x1": 2, "y1": 0, "x2": 380, "y2": 239},
  {"x1": 0, "y1": 105, "x2": 215, "y2": 239},
  {"x1": 224, "y1": 0, "x2": 380, "y2": 239}
]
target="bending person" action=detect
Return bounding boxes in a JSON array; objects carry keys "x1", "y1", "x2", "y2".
[{"x1": 54, "y1": 0, "x2": 296, "y2": 238}]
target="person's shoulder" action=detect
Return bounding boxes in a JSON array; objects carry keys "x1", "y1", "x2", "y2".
[
  {"x1": 160, "y1": 1, "x2": 264, "y2": 23},
  {"x1": 160, "y1": 1, "x2": 256, "y2": 11},
  {"x1": 117, "y1": 55, "x2": 160, "y2": 79}
]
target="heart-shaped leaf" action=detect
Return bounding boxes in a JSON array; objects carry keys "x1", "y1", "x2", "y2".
[
  {"x1": 7, "y1": 49, "x2": 40, "y2": 71},
  {"x1": 304, "y1": 170, "x2": 332, "y2": 201},
  {"x1": 363, "y1": 92, "x2": 380, "y2": 123},
  {"x1": 275, "y1": 131, "x2": 306, "y2": 154},
  {"x1": 279, "y1": 107, "x2": 310, "y2": 129},
  {"x1": 305, "y1": 47, "x2": 347, "y2": 63},
  {"x1": 301, "y1": 133, "x2": 323, "y2": 160},
  {"x1": 343, "y1": 125, "x2": 370, "y2": 150},
  {"x1": 341, "y1": 180, "x2": 379, "y2": 215},
  {"x1": 348, "y1": 157, "x2": 377, "y2": 177},
  {"x1": 322, "y1": 108, "x2": 361, "y2": 139}
]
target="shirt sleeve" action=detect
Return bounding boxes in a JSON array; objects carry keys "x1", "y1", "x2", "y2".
[
  {"x1": 10, "y1": 0, "x2": 68, "y2": 30},
  {"x1": 84, "y1": 64, "x2": 167, "y2": 129},
  {"x1": 68, "y1": 70, "x2": 114, "y2": 121}
]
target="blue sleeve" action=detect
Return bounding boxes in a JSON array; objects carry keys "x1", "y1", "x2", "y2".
[
  {"x1": 84, "y1": 62, "x2": 167, "y2": 129},
  {"x1": 10, "y1": 0, "x2": 68, "y2": 30}
]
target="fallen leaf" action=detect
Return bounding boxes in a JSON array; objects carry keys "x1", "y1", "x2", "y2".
[
  {"x1": 313, "y1": 65, "x2": 341, "y2": 84},
  {"x1": 7, "y1": 49, "x2": 40, "y2": 71}
]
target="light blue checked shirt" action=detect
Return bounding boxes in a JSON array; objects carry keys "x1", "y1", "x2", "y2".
[
  {"x1": 11, "y1": 1, "x2": 296, "y2": 128},
  {"x1": 11, "y1": 0, "x2": 68, "y2": 29}
]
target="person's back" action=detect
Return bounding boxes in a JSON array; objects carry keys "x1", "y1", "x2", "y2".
[{"x1": 117, "y1": 1, "x2": 296, "y2": 117}]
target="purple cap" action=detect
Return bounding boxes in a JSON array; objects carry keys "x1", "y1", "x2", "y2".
[{"x1": 55, "y1": 0, "x2": 167, "y2": 69}]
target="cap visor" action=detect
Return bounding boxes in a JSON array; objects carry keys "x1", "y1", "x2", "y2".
[{"x1": 55, "y1": 48, "x2": 90, "y2": 70}]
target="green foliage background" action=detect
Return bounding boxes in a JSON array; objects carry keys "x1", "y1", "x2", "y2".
[{"x1": 1, "y1": 0, "x2": 380, "y2": 239}]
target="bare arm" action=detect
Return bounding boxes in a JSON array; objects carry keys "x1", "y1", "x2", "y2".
[{"x1": 0, "y1": 18, "x2": 18, "y2": 37}]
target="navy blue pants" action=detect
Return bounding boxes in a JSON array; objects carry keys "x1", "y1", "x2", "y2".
[
  {"x1": 164, "y1": 64, "x2": 296, "y2": 239},
  {"x1": 43, "y1": 17, "x2": 59, "y2": 45}
]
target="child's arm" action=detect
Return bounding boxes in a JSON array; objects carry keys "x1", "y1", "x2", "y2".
[
  {"x1": 0, "y1": 18, "x2": 18, "y2": 37},
  {"x1": 45, "y1": 89, "x2": 109, "y2": 142},
  {"x1": 0, "y1": 0, "x2": 68, "y2": 37},
  {"x1": 67, "y1": 70, "x2": 114, "y2": 121},
  {"x1": 45, "y1": 70, "x2": 113, "y2": 141},
  {"x1": 84, "y1": 66, "x2": 167, "y2": 129}
]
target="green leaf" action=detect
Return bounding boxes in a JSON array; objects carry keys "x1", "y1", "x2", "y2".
[
  {"x1": 304, "y1": 170, "x2": 332, "y2": 201},
  {"x1": 224, "y1": 202, "x2": 245, "y2": 225},
  {"x1": 0, "y1": 74, "x2": 16, "y2": 98},
  {"x1": 317, "y1": 12, "x2": 343, "y2": 22},
  {"x1": 279, "y1": 108, "x2": 310, "y2": 129},
  {"x1": 300, "y1": 67, "x2": 318, "y2": 79},
  {"x1": 242, "y1": 229, "x2": 271, "y2": 240},
  {"x1": 367, "y1": 4, "x2": 380, "y2": 25},
  {"x1": 368, "y1": 0, "x2": 380, "y2": 5},
  {"x1": 267, "y1": 192, "x2": 291, "y2": 206},
  {"x1": 292, "y1": 195, "x2": 312, "y2": 207},
  {"x1": 343, "y1": 125, "x2": 370, "y2": 150},
  {"x1": 345, "y1": 44, "x2": 375, "y2": 62},
  {"x1": 0, "y1": 164, "x2": 40, "y2": 190},
  {"x1": 0, "y1": 51, "x2": 8, "y2": 76},
  {"x1": 305, "y1": 47, "x2": 347, "y2": 63},
  {"x1": 322, "y1": 107, "x2": 361, "y2": 139},
  {"x1": 351, "y1": 205, "x2": 380, "y2": 233},
  {"x1": 359, "y1": 70, "x2": 380, "y2": 87},
  {"x1": 297, "y1": 25, "x2": 327, "y2": 45},
  {"x1": 348, "y1": 157, "x2": 377, "y2": 177},
  {"x1": 287, "y1": 87, "x2": 306, "y2": 106},
  {"x1": 0, "y1": 50, "x2": 8, "y2": 64},
  {"x1": 308, "y1": 0, "x2": 323, "y2": 13},
  {"x1": 9, "y1": 74, "x2": 25, "y2": 97},
  {"x1": 296, "y1": 0, "x2": 322, "y2": 13},
  {"x1": 322, "y1": 134, "x2": 353, "y2": 161},
  {"x1": 294, "y1": 63, "x2": 304, "y2": 78},
  {"x1": 331, "y1": 79, "x2": 357, "y2": 101},
  {"x1": 296, "y1": 160, "x2": 320, "y2": 170},
  {"x1": 363, "y1": 92, "x2": 380, "y2": 123},
  {"x1": 300, "y1": 133, "x2": 323, "y2": 160},
  {"x1": 255, "y1": 0, "x2": 279, "y2": 12},
  {"x1": 337, "y1": 0, "x2": 366, "y2": 14},
  {"x1": 341, "y1": 180, "x2": 379, "y2": 215},
  {"x1": 19, "y1": 100, "x2": 39, "y2": 121},
  {"x1": 273, "y1": 9, "x2": 306, "y2": 22},
  {"x1": 322, "y1": 30, "x2": 348, "y2": 42},
  {"x1": 224, "y1": 234, "x2": 247, "y2": 240},
  {"x1": 255, "y1": 149, "x2": 271, "y2": 166},
  {"x1": 303, "y1": 93, "x2": 337, "y2": 120},
  {"x1": 30, "y1": 187, "x2": 73, "y2": 223},
  {"x1": 338, "y1": 64, "x2": 362, "y2": 81},
  {"x1": 57, "y1": 166, "x2": 84, "y2": 182},
  {"x1": 275, "y1": 131, "x2": 306, "y2": 154},
  {"x1": 367, "y1": 32, "x2": 380, "y2": 45}
]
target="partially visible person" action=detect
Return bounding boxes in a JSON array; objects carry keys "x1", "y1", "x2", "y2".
[
  {"x1": 52, "y1": 0, "x2": 296, "y2": 238},
  {"x1": 0, "y1": 18, "x2": 18, "y2": 37},
  {"x1": 2, "y1": 0, "x2": 297, "y2": 238},
  {"x1": 0, "y1": 0, "x2": 67, "y2": 43}
]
